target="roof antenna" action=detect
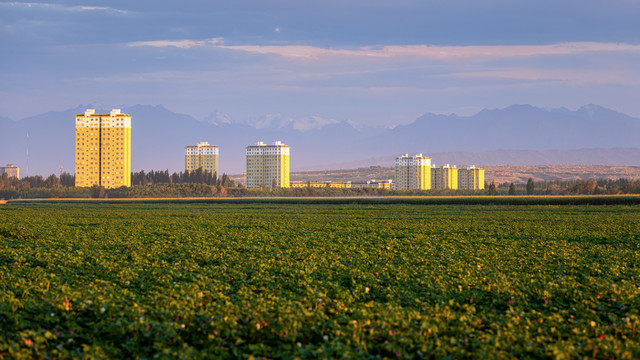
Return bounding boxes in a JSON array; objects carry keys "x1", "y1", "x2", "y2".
[{"x1": 26, "y1": 132, "x2": 29, "y2": 177}]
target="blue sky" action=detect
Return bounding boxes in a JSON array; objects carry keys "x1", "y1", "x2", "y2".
[{"x1": 2, "y1": 0, "x2": 640, "y2": 126}]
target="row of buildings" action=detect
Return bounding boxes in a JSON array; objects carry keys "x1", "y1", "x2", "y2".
[
  {"x1": 286, "y1": 156, "x2": 484, "y2": 190},
  {"x1": 290, "y1": 180, "x2": 393, "y2": 189},
  {"x1": 394, "y1": 154, "x2": 484, "y2": 190},
  {"x1": 72, "y1": 109, "x2": 483, "y2": 190},
  {"x1": 184, "y1": 140, "x2": 290, "y2": 189},
  {"x1": 184, "y1": 145, "x2": 483, "y2": 190},
  {"x1": 73, "y1": 109, "x2": 293, "y2": 189}
]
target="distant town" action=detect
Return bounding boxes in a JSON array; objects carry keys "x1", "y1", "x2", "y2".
[
  {"x1": 73, "y1": 109, "x2": 485, "y2": 191},
  {"x1": 3, "y1": 108, "x2": 640, "y2": 198}
]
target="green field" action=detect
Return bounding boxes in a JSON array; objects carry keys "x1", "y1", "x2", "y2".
[{"x1": 1, "y1": 202, "x2": 639, "y2": 358}]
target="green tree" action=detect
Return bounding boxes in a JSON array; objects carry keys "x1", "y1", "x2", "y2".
[
  {"x1": 508, "y1": 183, "x2": 516, "y2": 195},
  {"x1": 488, "y1": 181, "x2": 497, "y2": 195},
  {"x1": 44, "y1": 174, "x2": 58, "y2": 188},
  {"x1": 221, "y1": 174, "x2": 234, "y2": 188},
  {"x1": 60, "y1": 172, "x2": 75, "y2": 187},
  {"x1": 90, "y1": 184, "x2": 106, "y2": 198},
  {"x1": 526, "y1": 178, "x2": 534, "y2": 195}
]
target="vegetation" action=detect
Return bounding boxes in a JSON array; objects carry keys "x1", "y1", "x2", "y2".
[
  {"x1": 1, "y1": 202, "x2": 640, "y2": 358},
  {"x1": 8, "y1": 195, "x2": 640, "y2": 206},
  {"x1": 487, "y1": 181, "x2": 497, "y2": 196},
  {"x1": 499, "y1": 178, "x2": 640, "y2": 196},
  {"x1": 131, "y1": 169, "x2": 235, "y2": 187},
  {"x1": 3, "y1": 170, "x2": 640, "y2": 200},
  {"x1": 526, "y1": 178, "x2": 534, "y2": 195}
]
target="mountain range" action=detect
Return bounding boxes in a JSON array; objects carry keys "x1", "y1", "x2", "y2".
[{"x1": 1, "y1": 104, "x2": 639, "y2": 176}]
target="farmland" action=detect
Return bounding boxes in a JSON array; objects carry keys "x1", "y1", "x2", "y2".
[{"x1": 1, "y1": 202, "x2": 640, "y2": 358}]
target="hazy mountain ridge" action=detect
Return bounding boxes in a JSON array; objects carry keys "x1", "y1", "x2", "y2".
[
  {"x1": 307, "y1": 148, "x2": 640, "y2": 171},
  {"x1": 280, "y1": 164, "x2": 640, "y2": 186},
  {"x1": 374, "y1": 104, "x2": 640, "y2": 154},
  {"x1": 1, "y1": 104, "x2": 639, "y2": 176}
]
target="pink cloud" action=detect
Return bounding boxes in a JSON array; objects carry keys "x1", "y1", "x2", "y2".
[
  {"x1": 129, "y1": 39, "x2": 640, "y2": 61},
  {"x1": 222, "y1": 42, "x2": 640, "y2": 60}
]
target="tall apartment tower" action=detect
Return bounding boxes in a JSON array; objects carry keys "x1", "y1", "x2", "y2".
[
  {"x1": 394, "y1": 153, "x2": 431, "y2": 190},
  {"x1": 246, "y1": 141, "x2": 290, "y2": 189},
  {"x1": 185, "y1": 142, "x2": 219, "y2": 176},
  {"x1": 458, "y1": 165, "x2": 485, "y2": 190},
  {"x1": 431, "y1": 164, "x2": 458, "y2": 190},
  {"x1": 0, "y1": 164, "x2": 19, "y2": 179},
  {"x1": 75, "y1": 109, "x2": 131, "y2": 188}
]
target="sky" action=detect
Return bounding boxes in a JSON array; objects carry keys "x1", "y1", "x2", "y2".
[{"x1": 2, "y1": 0, "x2": 640, "y2": 126}]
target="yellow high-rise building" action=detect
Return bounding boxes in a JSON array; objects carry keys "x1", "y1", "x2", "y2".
[
  {"x1": 431, "y1": 164, "x2": 458, "y2": 190},
  {"x1": 394, "y1": 153, "x2": 431, "y2": 190},
  {"x1": 185, "y1": 142, "x2": 219, "y2": 176},
  {"x1": 75, "y1": 109, "x2": 131, "y2": 188},
  {"x1": 246, "y1": 141, "x2": 290, "y2": 188},
  {"x1": 458, "y1": 165, "x2": 485, "y2": 190}
]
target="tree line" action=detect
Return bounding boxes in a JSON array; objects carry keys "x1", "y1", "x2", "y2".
[
  {"x1": 495, "y1": 178, "x2": 640, "y2": 196},
  {"x1": 2, "y1": 171, "x2": 640, "y2": 199},
  {"x1": 131, "y1": 169, "x2": 235, "y2": 187}
]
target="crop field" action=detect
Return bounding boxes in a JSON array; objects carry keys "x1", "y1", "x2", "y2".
[{"x1": 1, "y1": 202, "x2": 640, "y2": 359}]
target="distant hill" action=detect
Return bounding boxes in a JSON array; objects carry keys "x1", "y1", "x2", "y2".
[
  {"x1": 277, "y1": 165, "x2": 640, "y2": 186},
  {"x1": 309, "y1": 148, "x2": 640, "y2": 170},
  {"x1": 361, "y1": 104, "x2": 640, "y2": 155},
  {"x1": 0, "y1": 104, "x2": 377, "y2": 175},
  {"x1": 1, "y1": 104, "x2": 639, "y2": 176}
]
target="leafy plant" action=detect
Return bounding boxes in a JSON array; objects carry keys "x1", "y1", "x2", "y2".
[{"x1": 1, "y1": 203, "x2": 639, "y2": 358}]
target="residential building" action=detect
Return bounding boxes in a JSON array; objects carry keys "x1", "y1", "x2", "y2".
[
  {"x1": 431, "y1": 164, "x2": 458, "y2": 190},
  {"x1": 458, "y1": 165, "x2": 485, "y2": 190},
  {"x1": 351, "y1": 180, "x2": 393, "y2": 189},
  {"x1": 290, "y1": 181, "x2": 334, "y2": 188},
  {"x1": 0, "y1": 164, "x2": 19, "y2": 179},
  {"x1": 75, "y1": 109, "x2": 131, "y2": 188},
  {"x1": 185, "y1": 142, "x2": 219, "y2": 176},
  {"x1": 327, "y1": 182, "x2": 351, "y2": 188},
  {"x1": 246, "y1": 141, "x2": 290, "y2": 188},
  {"x1": 394, "y1": 153, "x2": 431, "y2": 190}
]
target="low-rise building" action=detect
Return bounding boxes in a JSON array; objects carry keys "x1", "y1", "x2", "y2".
[
  {"x1": 290, "y1": 181, "x2": 353, "y2": 188},
  {"x1": 290, "y1": 181, "x2": 330, "y2": 188},
  {"x1": 351, "y1": 180, "x2": 393, "y2": 189}
]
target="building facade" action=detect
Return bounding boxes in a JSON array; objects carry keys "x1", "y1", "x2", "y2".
[
  {"x1": 246, "y1": 141, "x2": 290, "y2": 189},
  {"x1": 394, "y1": 153, "x2": 431, "y2": 190},
  {"x1": 458, "y1": 165, "x2": 485, "y2": 190},
  {"x1": 185, "y1": 142, "x2": 219, "y2": 176},
  {"x1": 0, "y1": 164, "x2": 19, "y2": 179},
  {"x1": 431, "y1": 164, "x2": 458, "y2": 190},
  {"x1": 75, "y1": 109, "x2": 131, "y2": 188},
  {"x1": 351, "y1": 180, "x2": 393, "y2": 189},
  {"x1": 289, "y1": 180, "x2": 392, "y2": 189}
]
